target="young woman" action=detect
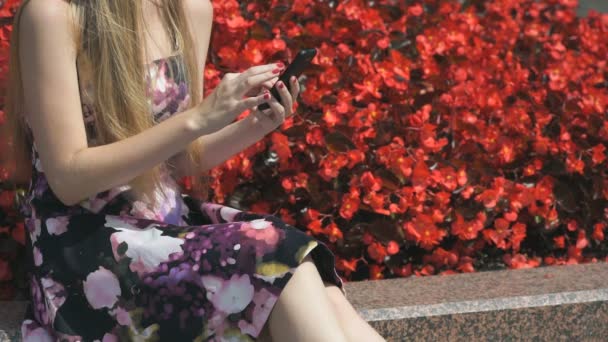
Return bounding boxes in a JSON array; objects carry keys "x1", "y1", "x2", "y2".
[{"x1": 4, "y1": 0, "x2": 386, "y2": 341}]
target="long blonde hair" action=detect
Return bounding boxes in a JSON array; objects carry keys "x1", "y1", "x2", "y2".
[{"x1": 3, "y1": 0, "x2": 208, "y2": 209}]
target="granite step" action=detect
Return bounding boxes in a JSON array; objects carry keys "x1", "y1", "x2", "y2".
[{"x1": 345, "y1": 262, "x2": 608, "y2": 341}]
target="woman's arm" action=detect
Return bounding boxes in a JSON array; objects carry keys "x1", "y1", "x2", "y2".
[
  {"x1": 20, "y1": 1, "x2": 218, "y2": 206},
  {"x1": 167, "y1": 0, "x2": 214, "y2": 179}
]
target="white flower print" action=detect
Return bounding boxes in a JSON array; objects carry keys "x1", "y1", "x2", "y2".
[
  {"x1": 201, "y1": 274, "x2": 255, "y2": 314},
  {"x1": 107, "y1": 218, "x2": 185, "y2": 276}
]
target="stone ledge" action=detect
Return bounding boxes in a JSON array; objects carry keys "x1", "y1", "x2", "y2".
[
  {"x1": 3, "y1": 263, "x2": 606, "y2": 341},
  {"x1": 0, "y1": 300, "x2": 26, "y2": 342},
  {"x1": 343, "y1": 262, "x2": 608, "y2": 341},
  {"x1": 578, "y1": 0, "x2": 608, "y2": 16}
]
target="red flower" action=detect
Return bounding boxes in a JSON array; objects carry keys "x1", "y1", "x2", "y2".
[
  {"x1": 386, "y1": 240, "x2": 400, "y2": 255},
  {"x1": 270, "y1": 132, "x2": 292, "y2": 170},
  {"x1": 307, "y1": 219, "x2": 325, "y2": 235},
  {"x1": 510, "y1": 223, "x2": 527, "y2": 252},
  {"x1": 408, "y1": 4, "x2": 424, "y2": 17},
  {"x1": 324, "y1": 222, "x2": 344, "y2": 243},
  {"x1": 591, "y1": 144, "x2": 606, "y2": 165},
  {"x1": 451, "y1": 213, "x2": 485, "y2": 241},
  {"x1": 367, "y1": 242, "x2": 387, "y2": 263},
  {"x1": 305, "y1": 127, "x2": 325, "y2": 146},
  {"x1": 318, "y1": 153, "x2": 349, "y2": 181},
  {"x1": 369, "y1": 264, "x2": 385, "y2": 280},
  {"x1": 339, "y1": 190, "x2": 360, "y2": 220},
  {"x1": 504, "y1": 254, "x2": 541, "y2": 269},
  {"x1": 363, "y1": 192, "x2": 389, "y2": 216},
  {"x1": 404, "y1": 214, "x2": 447, "y2": 250},
  {"x1": 353, "y1": 73, "x2": 383, "y2": 101},
  {"x1": 592, "y1": 223, "x2": 605, "y2": 242},
  {"x1": 360, "y1": 171, "x2": 382, "y2": 192},
  {"x1": 426, "y1": 248, "x2": 458, "y2": 268},
  {"x1": 336, "y1": 257, "x2": 359, "y2": 277},
  {"x1": 411, "y1": 160, "x2": 430, "y2": 193},
  {"x1": 554, "y1": 235, "x2": 566, "y2": 249}
]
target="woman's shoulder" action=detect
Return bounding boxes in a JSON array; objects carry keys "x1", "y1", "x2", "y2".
[
  {"x1": 183, "y1": 0, "x2": 214, "y2": 30},
  {"x1": 18, "y1": 0, "x2": 78, "y2": 49},
  {"x1": 19, "y1": 0, "x2": 74, "y2": 26},
  {"x1": 184, "y1": 0, "x2": 213, "y2": 15}
]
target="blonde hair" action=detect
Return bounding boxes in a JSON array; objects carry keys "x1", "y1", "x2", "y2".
[{"x1": 3, "y1": 0, "x2": 208, "y2": 209}]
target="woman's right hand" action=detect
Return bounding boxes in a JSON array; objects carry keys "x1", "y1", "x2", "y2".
[{"x1": 195, "y1": 63, "x2": 285, "y2": 131}]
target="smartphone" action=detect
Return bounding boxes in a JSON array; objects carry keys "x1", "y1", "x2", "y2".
[{"x1": 257, "y1": 48, "x2": 317, "y2": 111}]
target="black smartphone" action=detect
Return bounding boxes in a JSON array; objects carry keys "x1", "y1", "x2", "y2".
[{"x1": 257, "y1": 48, "x2": 317, "y2": 111}]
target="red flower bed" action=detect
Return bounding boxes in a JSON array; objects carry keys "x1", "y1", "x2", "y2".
[{"x1": 0, "y1": 0, "x2": 607, "y2": 299}]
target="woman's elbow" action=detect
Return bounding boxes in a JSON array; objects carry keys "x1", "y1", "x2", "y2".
[{"x1": 45, "y1": 172, "x2": 83, "y2": 206}]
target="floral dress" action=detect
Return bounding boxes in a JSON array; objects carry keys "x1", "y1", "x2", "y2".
[{"x1": 18, "y1": 54, "x2": 346, "y2": 342}]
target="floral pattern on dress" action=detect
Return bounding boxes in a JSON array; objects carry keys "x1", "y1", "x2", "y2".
[{"x1": 19, "y1": 54, "x2": 346, "y2": 342}]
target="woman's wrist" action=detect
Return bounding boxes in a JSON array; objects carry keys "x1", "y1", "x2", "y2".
[
  {"x1": 184, "y1": 103, "x2": 223, "y2": 136},
  {"x1": 240, "y1": 111, "x2": 269, "y2": 141}
]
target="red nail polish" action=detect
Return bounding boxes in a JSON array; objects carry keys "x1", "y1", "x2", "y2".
[
  {"x1": 277, "y1": 62, "x2": 285, "y2": 68},
  {"x1": 264, "y1": 93, "x2": 271, "y2": 99},
  {"x1": 272, "y1": 68, "x2": 280, "y2": 74},
  {"x1": 278, "y1": 82, "x2": 284, "y2": 89}
]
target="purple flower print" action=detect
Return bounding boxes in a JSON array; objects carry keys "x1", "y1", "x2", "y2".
[
  {"x1": 33, "y1": 246, "x2": 43, "y2": 266},
  {"x1": 40, "y1": 277, "x2": 66, "y2": 325},
  {"x1": 29, "y1": 277, "x2": 48, "y2": 326}
]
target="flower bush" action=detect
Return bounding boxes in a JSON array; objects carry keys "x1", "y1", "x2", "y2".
[{"x1": 0, "y1": 0, "x2": 607, "y2": 299}]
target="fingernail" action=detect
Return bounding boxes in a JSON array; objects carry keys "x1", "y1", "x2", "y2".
[
  {"x1": 278, "y1": 82, "x2": 284, "y2": 89},
  {"x1": 272, "y1": 68, "x2": 280, "y2": 74},
  {"x1": 277, "y1": 62, "x2": 285, "y2": 69},
  {"x1": 264, "y1": 93, "x2": 271, "y2": 99},
  {"x1": 291, "y1": 76, "x2": 296, "y2": 82}
]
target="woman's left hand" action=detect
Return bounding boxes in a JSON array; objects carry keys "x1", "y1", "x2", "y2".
[{"x1": 247, "y1": 75, "x2": 301, "y2": 133}]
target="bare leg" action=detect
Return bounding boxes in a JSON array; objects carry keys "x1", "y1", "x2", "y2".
[
  {"x1": 266, "y1": 254, "x2": 348, "y2": 342},
  {"x1": 323, "y1": 282, "x2": 387, "y2": 342}
]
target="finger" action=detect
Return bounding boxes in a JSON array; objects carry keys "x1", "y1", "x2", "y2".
[
  {"x1": 239, "y1": 62, "x2": 285, "y2": 83},
  {"x1": 289, "y1": 76, "x2": 301, "y2": 117},
  {"x1": 262, "y1": 77, "x2": 279, "y2": 90},
  {"x1": 289, "y1": 76, "x2": 301, "y2": 101},
  {"x1": 275, "y1": 80, "x2": 293, "y2": 117},
  {"x1": 237, "y1": 68, "x2": 284, "y2": 96},
  {"x1": 241, "y1": 90, "x2": 272, "y2": 111},
  {"x1": 243, "y1": 86, "x2": 262, "y2": 98},
  {"x1": 265, "y1": 94, "x2": 286, "y2": 125}
]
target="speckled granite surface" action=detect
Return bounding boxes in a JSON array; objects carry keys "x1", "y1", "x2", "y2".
[
  {"x1": 368, "y1": 301, "x2": 608, "y2": 342},
  {"x1": 578, "y1": 0, "x2": 608, "y2": 16},
  {"x1": 0, "y1": 301, "x2": 26, "y2": 342},
  {"x1": 343, "y1": 263, "x2": 608, "y2": 341},
  {"x1": 344, "y1": 263, "x2": 608, "y2": 315}
]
